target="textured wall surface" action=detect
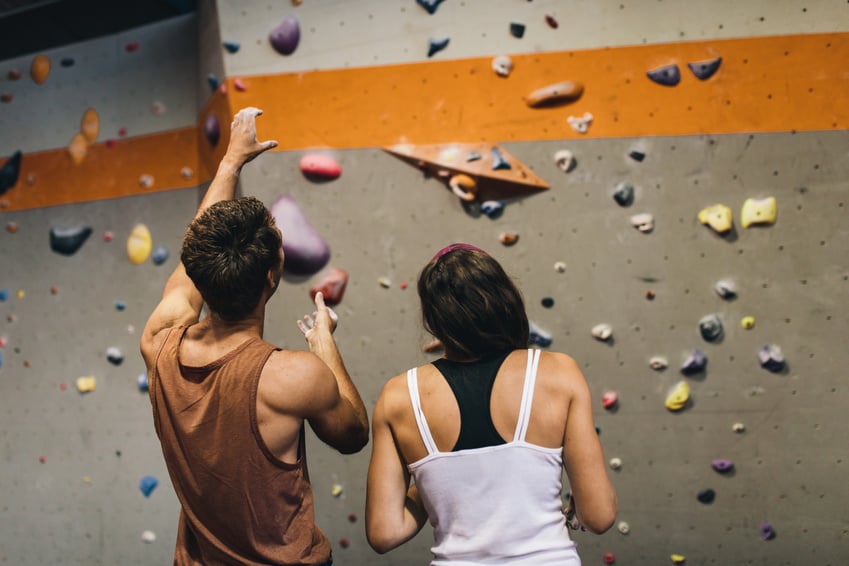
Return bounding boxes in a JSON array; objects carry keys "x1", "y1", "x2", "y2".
[{"x1": 1, "y1": 1, "x2": 848, "y2": 565}]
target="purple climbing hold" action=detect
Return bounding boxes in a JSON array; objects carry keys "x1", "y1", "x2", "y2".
[
  {"x1": 140, "y1": 475, "x2": 159, "y2": 497},
  {"x1": 509, "y1": 22, "x2": 526, "y2": 39},
  {"x1": 647, "y1": 63, "x2": 681, "y2": 87},
  {"x1": 269, "y1": 16, "x2": 301, "y2": 56},
  {"x1": 681, "y1": 350, "x2": 707, "y2": 375},
  {"x1": 428, "y1": 37, "x2": 450, "y2": 58},
  {"x1": 759, "y1": 520, "x2": 776, "y2": 541},
  {"x1": 490, "y1": 147, "x2": 511, "y2": 170},
  {"x1": 529, "y1": 321, "x2": 553, "y2": 348},
  {"x1": 0, "y1": 150, "x2": 22, "y2": 195},
  {"x1": 151, "y1": 245, "x2": 169, "y2": 266},
  {"x1": 416, "y1": 0, "x2": 445, "y2": 14},
  {"x1": 688, "y1": 57, "x2": 722, "y2": 80},
  {"x1": 270, "y1": 195, "x2": 331, "y2": 276},
  {"x1": 711, "y1": 459, "x2": 734, "y2": 473},
  {"x1": 50, "y1": 226, "x2": 92, "y2": 256},
  {"x1": 758, "y1": 345, "x2": 785, "y2": 372},
  {"x1": 204, "y1": 114, "x2": 220, "y2": 148},
  {"x1": 222, "y1": 40, "x2": 241, "y2": 54}
]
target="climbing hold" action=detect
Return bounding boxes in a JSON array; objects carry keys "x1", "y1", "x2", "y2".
[
  {"x1": 665, "y1": 381, "x2": 691, "y2": 411},
  {"x1": 609, "y1": 457, "x2": 622, "y2": 470},
  {"x1": 416, "y1": 0, "x2": 444, "y2": 14},
  {"x1": 732, "y1": 422, "x2": 746, "y2": 433},
  {"x1": 338, "y1": 538, "x2": 350, "y2": 549},
  {"x1": 591, "y1": 324, "x2": 613, "y2": 341},
  {"x1": 207, "y1": 73, "x2": 220, "y2": 92},
  {"x1": 180, "y1": 166, "x2": 193, "y2": 179},
  {"x1": 697, "y1": 488, "x2": 716, "y2": 504},
  {"x1": 698, "y1": 314, "x2": 723, "y2": 342},
  {"x1": 741, "y1": 316, "x2": 755, "y2": 330},
  {"x1": 299, "y1": 154, "x2": 341, "y2": 180},
  {"x1": 310, "y1": 268, "x2": 349, "y2": 306},
  {"x1": 151, "y1": 245, "x2": 169, "y2": 265},
  {"x1": 137, "y1": 372, "x2": 149, "y2": 392},
  {"x1": 139, "y1": 475, "x2": 159, "y2": 497},
  {"x1": 0, "y1": 93, "x2": 12, "y2": 103},
  {"x1": 602, "y1": 391, "x2": 618, "y2": 409},
  {"x1": 204, "y1": 114, "x2": 220, "y2": 148},
  {"x1": 628, "y1": 150, "x2": 646, "y2": 162},
  {"x1": 151, "y1": 101, "x2": 167, "y2": 115},
  {"x1": 630, "y1": 213, "x2": 654, "y2": 233},
  {"x1": 0, "y1": 151, "x2": 22, "y2": 195},
  {"x1": 490, "y1": 147, "x2": 511, "y2": 170},
  {"x1": 712, "y1": 459, "x2": 734, "y2": 473},
  {"x1": 127, "y1": 224, "x2": 153, "y2": 265},
  {"x1": 348, "y1": 513, "x2": 357, "y2": 523},
  {"x1": 76, "y1": 376, "x2": 96, "y2": 393},
  {"x1": 499, "y1": 232, "x2": 519, "y2": 246},
  {"x1": 400, "y1": 282, "x2": 408, "y2": 290},
  {"x1": 647, "y1": 63, "x2": 681, "y2": 86},
  {"x1": 541, "y1": 297, "x2": 554, "y2": 308},
  {"x1": 645, "y1": 290, "x2": 656, "y2": 300},
  {"x1": 427, "y1": 37, "x2": 450, "y2": 57},
  {"x1": 480, "y1": 200, "x2": 505, "y2": 219},
  {"x1": 554, "y1": 261, "x2": 567, "y2": 273},
  {"x1": 613, "y1": 182, "x2": 634, "y2": 207},
  {"x1": 688, "y1": 56, "x2": 722, "y2": 80},
  {"x1": 698, "y1": 204, "x2": 733, "y2": 234},
  {"x1": 567, "y1": 112, "x2": 593, "y2": 134},
  {"x1": 525, "y1": 81, "x2": 584, "y2": 108},
  {"x1": 449, "y1": 174, "x2": 477, "y2": 201},
  {"x1": 528, "y1": 321, "x2": 552, "y2": 347},
  {"x1": 545, "y1": 14, "x2": 559, "y2": 29},
  {"x1": 553, "y1": 149, "x2": 575, "y2": 172},
  {"x1": 139, "y1": 174, "x2": 154, "y2": 188},
  {"x1": 617, "y1": 521, "x2": 630, "y2": 535},
  {"x1": 271, "y1": 195, "x2": 331, "y2": 275},
  {"x1": 141, "y1": 530, "x2": 156, "y2": 543},
  {"x1": 378, "y1": 277, "x2": 391, "y2": 289},
  {"x1": 714, "y1": 279, "x2": 737, "y2": 300},
  {"x1": 741, "y1": 197, "x2": 777, "y2": 228},
  {"x1": 0, "y1": 289, "x2": 8, "y2": 301},
  {"x1": 222, "y1": 40, "x2": 240, "y2": 53},
  {"x1": 681, "y1": 350, "x2": 707, "y2": 374},
  {"x1": 118, "y1": 127, "x2": 127, "y2": 137},
  {"x1": 50, "y1": 226, "x2": 92, "y2": 256},
  {"x1": 106, "y1": 347, "x2": 124, "y2": 365},
  {"x1": 67, "y1": 133, "x2": 88, "y2": 165},
  {"x1": 16, "y1": 289, "x2": 24, "y2": 299},
  {"x1": 465, "y1": 151, "x2": 482, "y2": 162},
  {"x1": 115, "y1": 300, "x2": 126, "y2": 311},
  {"x1": 758, "y1": 345, "x2": 785, "y2": 372},
  {"x1": 7, "y1": 69, "x2": 21, "y2": 80},
  {"x1": 233, "y1": 78, "x2": 247, "y2": 92},
  {"x1": 649, "y1": 356, "x2": 668, "y2": 371},
  {"x1": 269, "y1": 15, "x2": 301, "y2": 55},
  {"x1": 0, "y1": 350, "x2": 3, "y2": 369},
  {"x1": 670, "y1": 554, "x2": 687, "y2": 564},
  {"x1": 491, "y1": 55, "x2": 513, "y2": 77},
  {"x1": 509, "y1": 22, "x2": 526, "y2": 38},
  {"x1": 759, "y1": 520, "x2": 776, "y2": 541},
  {"x1": 331, "y1": 483, "x2": 344, "y2": 497},
  {"x1": 30, "y1": 54, "x2": 50, "y2": 84},
  {"x1": 125, "y1": 42, "x2": 140, "y2": 53}
]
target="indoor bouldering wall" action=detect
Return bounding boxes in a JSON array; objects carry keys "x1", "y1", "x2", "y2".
[{"x1": 1, "y1": 1, "x2": 848, "y2": 565}]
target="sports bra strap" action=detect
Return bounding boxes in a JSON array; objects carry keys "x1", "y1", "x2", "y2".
[
  {"x1": 407, "y1": 368, "x2": 439, "y2": 455},
  {"x1": 512, "y1": 349, "x2": 542, "y2": 442}
]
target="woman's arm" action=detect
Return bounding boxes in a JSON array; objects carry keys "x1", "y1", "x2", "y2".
[{"x1": 366, "y1": 380, "x2": 428, "y2": 554}]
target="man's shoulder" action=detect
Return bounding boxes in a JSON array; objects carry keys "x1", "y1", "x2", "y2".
[{"x1": 258, "y1": 349, "x2": 336, "y2": 413}]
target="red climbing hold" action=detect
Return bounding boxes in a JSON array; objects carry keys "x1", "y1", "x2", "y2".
[
  {"x1": 125, "y1": 42, "x2": 140, "y2": 53},
  {"x1": 299, "y1": 154, "x2": 341, "y2": 180}
]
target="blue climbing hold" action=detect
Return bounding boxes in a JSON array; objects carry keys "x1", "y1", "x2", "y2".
[
  {"x1": 490, "y1": 147, "x2": 511, "y2": 170},
  {"x1": 207, "y1": 73, "x2": 220, "y2": 92},
  {"x1": 60, "y1": 57, "x2": 75, "y2": 68},
  {"x1": 222, "y1": 41, "x2": 241, "y2": 54},
  {"x1": 697, "y1": 488, "x2": 716, "y2": 504},
  {"x1": 416, "y1": 0, "x2": 445, "y2": 14},
  {"x1": 480, "y1": 200, "x2": 505, "y2": 219},
  {"x1": 140, "y1": 475, "x2": 159, "y2": 497},
  {"x1": 613, "y1": 182, "x2": 634, "y2": 207},
  {"x1": 137, "y1": 372, "x2": 149, "y2": 392},
  {"x1": 50, "y1": 226, "x2": 93, "y2": 256},
  {"x1": 647, "y1": 63, "x2": 681, "y2": 87},
  {"x1": 0, "y1": 288, "x2": 8, "y2": 301},
  {"x1": 0, "y1": 150, "x2": 22, "y2": 196},
  {"x1": 681, "y1": 350, "x2": 707, "y2": 374},
  {"x1": 428, "y1": 37, "x2": 450, "y2": 58},
  {"x1": 151, "y1": 245, "x2": 169, "y2": 266},
  {"x1": 688, "y1": 57, "x2": 722, "y2": 80},
  {"x1": 509, "y1": 22, "x2": 526, "y2": 38},
  {"x1": 0, "y1": 350, "x2": 4, "y2": 369},
  {"x1": 115, "y1": 300, "x2": 126, "y2": 311},
  {"x1": 528, "y1": 321, "x2": 552, "y2": 347}
]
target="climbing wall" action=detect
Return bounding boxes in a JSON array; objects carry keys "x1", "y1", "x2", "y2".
[{"x1": 1, "y1": 0, "x2": 848, "y2": 564}]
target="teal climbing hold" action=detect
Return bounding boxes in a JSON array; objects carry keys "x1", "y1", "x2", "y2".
[{"x1": 140, "y1": 475, "x2": 159, "y2": 497}]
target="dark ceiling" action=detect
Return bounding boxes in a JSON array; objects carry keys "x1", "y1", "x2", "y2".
[{"x1": 0, "y1": 0, "x2": 196, "y2": 61}]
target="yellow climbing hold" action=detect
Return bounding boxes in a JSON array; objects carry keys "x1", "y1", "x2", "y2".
[
  {"x1": 127, "y1": 224, "x2": 153, "y2": 264},
  {"x1": 81, "y1": 108, "x2": 100, "y2": 143},
  {"x1": 30, "y1": 54, "x2": 50, "y2": 84},
  {"x1": 76, "y1": 376, "x2": 96, "y2": 393},
  {"x1": 697, "y1": 204, "x2": 733, "y2": 234},
  {"x1": 741, "y1": 196, "x2": 777, "y2": 228},
  {"x1": 670, "y1": 554, "x2": 686, "y2": 564},
  {"x1": 741, "y1": 316, "x2": 755, "y2": 329},
  {"x1": 665, "y1": 381, "x2": 690, "y2": 411},
  {"x1": 67, "y1": 133, "x2": 88, "y2": 165}
]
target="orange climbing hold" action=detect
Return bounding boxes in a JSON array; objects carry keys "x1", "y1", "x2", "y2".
[
  {"x1": 81, "y1": 108, "x2": 100, "y2": 143},
  {"x1": 30, "y1": 54, "x2": 50, "y2": 84},
  {"x1": 67, "y1": 133, "x2": 88, "y2": 165}
]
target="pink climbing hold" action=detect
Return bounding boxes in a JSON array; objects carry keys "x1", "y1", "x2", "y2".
[
  {"x1": 602, "y1": 390, "x2": 618, "y2": 410},
  {"x1": 299, "y1": 154, "x2": 341, "y2": 180},
  {"x1": 233, "y1": 78, "x2": 247, "y2": 92},
  {"x1": 309, "y1": 268, "x2": 349, "y2": 306}
]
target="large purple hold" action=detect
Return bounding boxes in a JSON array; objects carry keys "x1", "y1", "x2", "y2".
[
  {"x1": 204, "y1": 114, "x2": 220, "y2": 148},
  {"x1": 269, "y1": 16, "x2": 300, "y2": 56},
  {"x1": 271, "y1": 195, "x2": 330, "y2": 276}
]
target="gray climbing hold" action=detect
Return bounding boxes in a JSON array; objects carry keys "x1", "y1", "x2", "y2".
[
  {"x1": 509, "y1": 22, "x2": 526, "y2": 38},
  {"x1": 688, "y1": 56, "x2": 722, "y2": 80},
  {"x1": 681, "y1": 350, "x2": 707, "y2": 374},
  {"x1": 529, "y1": 321, "x2": 552, "y2": 347},
  {"x1": 647, "y1": 63, "x2": 681, "y2": 86},
  {"x1": 106, "y1": 346, "x2": 124, "y2": 366},
  {"x1": 151, "y1": 245, "x2": 169, "y2": 266},
  {"x1": 0, "y1": 150, "x2": 22, "y2": 195},
  {"x1": 480, "y1": 200, "x2": 505, "y2": 219},
  {"x1": 697, "y1": 488, "x2": 716, "y2": 504},
  {"x1": 613, "y1": 182, "x2": 634, "y2": 207},
  {"x1": 490, "y1": 147, "x2": 511, "y2": 170},
  {"x1": 428, "y1": 37, "x2": 450, "y2": 57},
  {"x1": 50, "y1": 226, "x2": 92, "y2": 256},
  {"x1": 699, "y1": 314, "x2": 723, "y2": 342},
  {"x1": 758, "y1": 345, "x2": 785, "y2": 372},
  {"x1": 714, "y1": 279, "x2": 737, "y2": 300}
]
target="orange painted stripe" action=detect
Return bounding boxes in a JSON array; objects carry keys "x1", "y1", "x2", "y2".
[{"x1": 2, "y1": 32, "x2": 847, "y2": 212}]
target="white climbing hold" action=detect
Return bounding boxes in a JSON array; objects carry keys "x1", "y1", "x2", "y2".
[
  {"x1": 609, "y1": 457, "x2": 622, "y2": 470},
  {"x1": 732, "y1": 422, "x2": 746, "y2": 433},
  {"x1": 139, "y1": 174, "x2": 154, "y2": 188},
  {"x1": 630, "y1": 213, "x2": 654, "y2": 233},
  {"x1": 554, "y1": 261, "x2": 567, "y2": 273},
  {"x1": 491, "y1": 55, "x2": 513, "y2": 77},
  {"x1": 649, "y1": 356, "x2": 668, "y2": 370},
  {"x1": 141, "y1": 530, "x2": 156, "y2": 543},
  {"x1": 553, "y1": 149, "x2": 575, "y2": 172},
  {"x1": 567, "y1": 112, "x2": 593, "y2": 134},
  {"x1": 591, "y1": 323, "x2": 612, "y2": 341},
  {"x1": 617, "y1": 521, "x2": 630, "y2": 535}
]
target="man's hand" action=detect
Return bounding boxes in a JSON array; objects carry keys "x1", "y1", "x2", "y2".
[
  {"x1": 223, "y1": 107, "x2": 278, "y2": 168},
  {"x1": 297, "y1": 292, "x2": 339, "y2": 340}
]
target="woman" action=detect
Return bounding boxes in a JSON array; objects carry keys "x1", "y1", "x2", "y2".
[{"x1": 366, "y1": 243, "x2": 617, "y2": 564}]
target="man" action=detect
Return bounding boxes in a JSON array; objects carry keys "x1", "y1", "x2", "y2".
[{"x1": 141, "y1": 107, "x2": 369, "y2": 565}]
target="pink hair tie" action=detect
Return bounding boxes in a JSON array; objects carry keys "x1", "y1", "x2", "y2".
[{"x1": 431, "y1": 243, "x2": 487, "y2": 262}]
